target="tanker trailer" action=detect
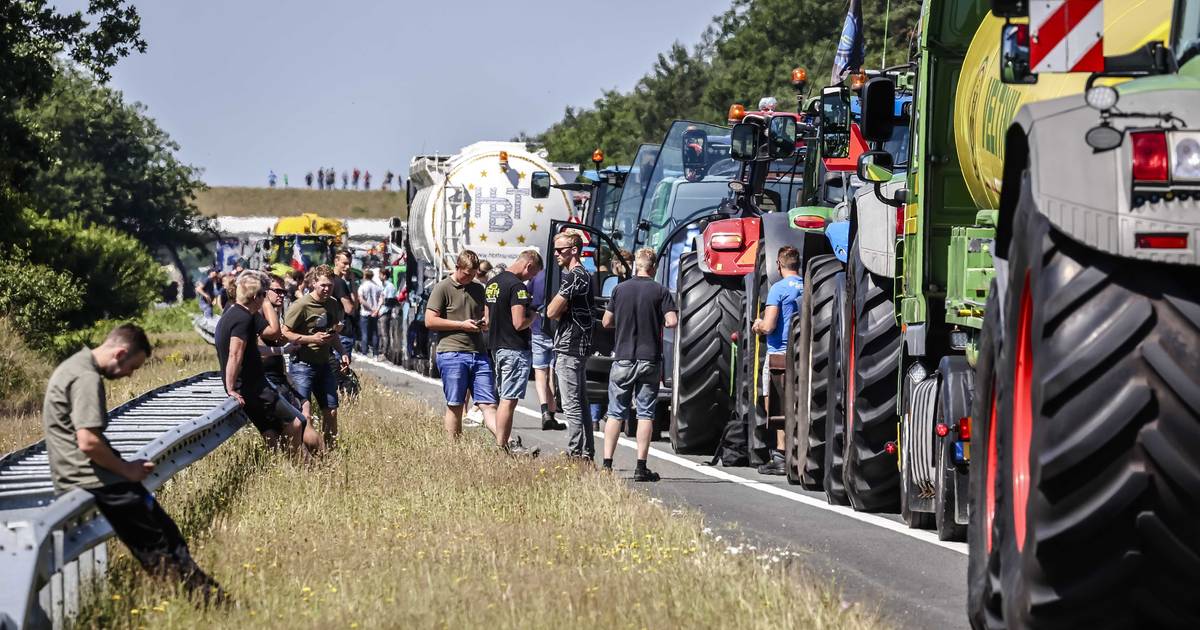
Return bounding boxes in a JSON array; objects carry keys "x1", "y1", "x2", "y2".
[
  {"x1": 403, "y1": 141, "x2": 575, "y2": 372},
  {"x1": 854, "y1": 0, "x2": 1197, "y2": 626}
]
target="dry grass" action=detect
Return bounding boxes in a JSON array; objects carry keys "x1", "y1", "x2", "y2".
[
  {"x1": 77, "y1": 378, "x2": 886, "y2": 630},
  {"x1": 194, "y1": 187, "x2": 407, "y2": 219},
  {"x1": 0, "y1": 332, "x2": 216, "y2": 454}
]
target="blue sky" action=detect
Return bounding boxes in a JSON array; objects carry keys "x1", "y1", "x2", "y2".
[{"x1": 61, "y1": 1, "x2": 732, "y2": 187}]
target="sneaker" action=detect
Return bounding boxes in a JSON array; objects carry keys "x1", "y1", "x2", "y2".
[
  {"x1": 464, "y1": 406, "x2": 484, "y2": 427},
  {"x1": 541, "y1": 412, "x2": 566, "y2": 431},
  {"x1": 757, "y1": 457, "x2": 787, "y2": 476},
  {"x1": 632, "y1": 467, "x2": 660, "y2": 482}
]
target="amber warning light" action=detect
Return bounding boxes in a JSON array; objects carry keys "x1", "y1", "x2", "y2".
[
  {"x1": 791, "y1": 67, "x2": 807, "y2": 86},
  {"x1": 592, "y1": 149, "x2": 604, "y2": 164},
  {"x1": 727, "y1": 103, "x2": 746, "y2": 122},
  {"x1": 499, "y1": 150, "x2": 509, "y2": 170}
]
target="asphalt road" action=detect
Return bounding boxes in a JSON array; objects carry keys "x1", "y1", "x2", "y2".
[{"x1": 356, "y1": 357, "x2": 968, "y2": 630}]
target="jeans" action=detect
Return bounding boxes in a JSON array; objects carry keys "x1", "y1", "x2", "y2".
[
  {"x1": 554, "y1": 354, "x2": 592, "y2": 458},
  {"x1": 531, "y1": 332, "x2": 554, "y2": 370},
  {"x1": 435, "y1": 352, "x2": 498, "y2": 406},
  {"x1": 378, "y1": 312, "x2": 391, "y2": 355},
  {"x1": 289, "y1": 360, "x2": 339, "y2": 410},
  {"x1": 606, "y1": 359, "x2": 659, "y2": 421},
  {"x1": 360, "y1": 314, "x2": 379, "y2": 356},
  {"x1": 494, "y1": 348, "x2": 532, "y2": 400},
  {"x1": 198, "y1": 296, "x2": 213, "y2": 318}
]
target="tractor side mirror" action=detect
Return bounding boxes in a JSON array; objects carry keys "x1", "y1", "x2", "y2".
[
  {"x1": 990, "y1": 0, "x2": 1028, "y2": 18},
  {"x1": 1000, "y1": 24, "x2": 1038, "y2": 85},
  {"x1": 860, "y1": 77, "x2": 896, "y2": 143},
  {"x1": 730, "y1": 122, "x2": 761, "y2": 161},
  {"x1": 531, "y1": 171, "x2": 552, "y2": 199},
  {"x1": 682, "y1": 128, "x2": 709, "y2": 170},
  {"x1": 857, "y1": 150, "x2": 895, "y2": 183},
  {"x1": 767, "y1": 116, "x2": 797, "y2": 159},
  {"x1": 820, "y1": 86, "x2": 851, "y2": 159}
]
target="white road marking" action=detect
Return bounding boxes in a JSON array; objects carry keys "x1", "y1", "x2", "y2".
[{"x1": 356, "y1": 356, "x2": 969, "y2": 555}]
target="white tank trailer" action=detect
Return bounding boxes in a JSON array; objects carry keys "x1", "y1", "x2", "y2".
[{"x1": 407, "y1": 141, "x2": 575, "y2": 284}]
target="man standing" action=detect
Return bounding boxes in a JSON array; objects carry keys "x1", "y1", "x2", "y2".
[
  {"x1": 260, "y1": 274, "x2": 325, "y2": 456},
  {"x1": 601, "y1": 248, "x2": 677, "y2": 481},
  {"x1": 332, "y1": 250, "x2": 359, "y2": 358},
  {"x1": 751, "y1": 246, "x2": 804, "y2": 475},
  {"x1": 358, "y1": 268, "x2": 383, "y2": 358},
  {"x1": 484, "y1": 250, "x2": 543, "y2": 453},
  {"x1": 215, "y1": 274, "x2": 308, "y2": 458},
  {"x1": 284, "y1": 265, "x2": 347, "y2": 448},
  {"x1": 425, "y1": 250, "x2": 499, "y2": 440},
  {"x1": 379, "y1": 269, "x2": 397, "y2": 357},
  {"x1": 43, "y1": 324, "x2": 225, "y2": 599},
  {"x1": 546, "y1": 232, "x2": 595, "y2": 460},
  {"x1": 197, "y1": 268, "x2": 219, "y2": 318},
  {"x1": 528, "y1": 267, "x2": 563, "y2": 430}
]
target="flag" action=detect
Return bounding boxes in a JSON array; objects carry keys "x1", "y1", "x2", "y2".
[
  {"x1": 290, "y1": 236, "x2": 307, "y2": 272},
  {"x1": 831, "y1": 0, "x2": 865, "y2": 85}
]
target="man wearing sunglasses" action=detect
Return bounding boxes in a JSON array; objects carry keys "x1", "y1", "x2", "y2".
[{"x1": 546, "y1": 232, "x2": 595, "y2": 460}]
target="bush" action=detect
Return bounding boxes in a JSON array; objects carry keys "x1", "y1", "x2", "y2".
[
  {"x1": 0, "y1": 317, "x2": 52, "y2": 418},
  {"x1": 8, "y1": 209, "x2": 165, "y2": 328},
  {"x1": 0, "y1": 259, "x2": 84, "y2": 349}
]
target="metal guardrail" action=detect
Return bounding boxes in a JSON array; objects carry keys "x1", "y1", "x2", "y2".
[
  {"x1": 192, "y1": 315, "x2": 217, "y2": 345},
  {"x1": 0, "y1": 372, "x2": 244, "y2": 630}
]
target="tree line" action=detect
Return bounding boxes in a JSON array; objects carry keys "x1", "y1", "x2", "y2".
[
  {"x1": 530, "y1": 0, "x2": 920, "y2": 169},
  {"x1": 0, "y1": 1, "x2": 208, "y2": 356}
]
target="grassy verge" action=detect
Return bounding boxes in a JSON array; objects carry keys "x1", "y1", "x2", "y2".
[
  {"x1": 78, "y1": 378, "x2": 886, "y2": 629},
  {"x1": 194, "y1": 186, "x2": 407, "y2": 219}
]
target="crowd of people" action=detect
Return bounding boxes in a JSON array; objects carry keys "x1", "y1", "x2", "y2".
[{"x1": 266, "y1": 168, "x2": 403, "y2": 191}]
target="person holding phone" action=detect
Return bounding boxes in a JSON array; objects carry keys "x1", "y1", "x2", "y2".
[{"x1": 425, "y1": 250, "x2": 499, "y2": 440}]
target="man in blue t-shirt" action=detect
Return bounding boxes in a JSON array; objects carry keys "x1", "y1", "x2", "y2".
[{"x1": 751, "y1": 245, "x2": 804, "y2": 475}]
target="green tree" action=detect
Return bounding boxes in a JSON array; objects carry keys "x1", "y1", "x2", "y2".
[
  {"x1": 0, "y1": 0, "x2": 145, "y2": 196},
  {"x1": 22, "y1": 67, "x2": 211, "y2": 253}
]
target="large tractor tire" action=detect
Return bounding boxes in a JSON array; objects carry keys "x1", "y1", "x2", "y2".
[
  {"x1": 670, "y1": 252, "x2": 744, "y2": 454},
  {"x1": 843, "y1": 241, "x2": 902, "y2": 512},
  {"x1": 823, "y1": 271, "x2": 851, "y2": 505},
  {"x1": 995, "y1": 182, "x2": 1200, "y2": 628},
  {"x1": 785, "y1": 254, "x2": 843, "y2": 487},
  {"x1": 968, "y1": 280, "x2": 1005, "y2": 630}
]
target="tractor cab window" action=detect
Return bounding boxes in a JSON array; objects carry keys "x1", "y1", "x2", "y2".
[{"x1": 1177, "y1": 0, "x2": 1200, "y2": 66}]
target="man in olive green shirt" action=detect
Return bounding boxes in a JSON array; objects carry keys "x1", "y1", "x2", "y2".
[
  {"x1": 43, "y1": 323, "x2": 224, "y2": 599},
  {"x1": 425, "y1": 250, "x2": 499, "y2": 440},
  {"x1": 283, "y1": 265, "x2": 346, "y2": 446}
]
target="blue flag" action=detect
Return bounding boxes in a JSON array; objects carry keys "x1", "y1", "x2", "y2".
[{"x1": 831, "y1": 0, "x2": 865, "y2": 85}]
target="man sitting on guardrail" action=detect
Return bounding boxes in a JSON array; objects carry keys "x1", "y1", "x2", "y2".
[
  {"x1": 43, "y1": 323, "x2": 226, "y2": 601},
  {"x1": 284, "y1": 265, "x2": 349, "y2": 449},
  {"x1": 216, "y1": 273, "x2": 309, "y2": 460}
]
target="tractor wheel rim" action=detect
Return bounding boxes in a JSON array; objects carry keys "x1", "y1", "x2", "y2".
[
  {"x1": 985, "y1": 382, "x2": 998, "y2": 554},
  {"x1": 1012, "y1": 271, "x2": 1034, "y2": 553}
]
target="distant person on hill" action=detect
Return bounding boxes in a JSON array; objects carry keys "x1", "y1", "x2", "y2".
[
  {"x1": 341, "y1": 171, "x2": 349, "y2": 190},
  {"x1": 325, "y1": 168, "x2": 335, "y2": 190},
  {"x1": 364, "y1": 170, "x2": 372, "y2": 190},
  {"x1": 317, "y1": 168, "x2": 325, "y2": 190},
  {"x1": 384, "y1": 170, "x2": 394, "y2": 190},
  {"x1": 43, "y1": 323, "x2": 226, "y2": 602},
  {"x1": 352, "y1": 168, "x2": 361, "y2": 189},
  {"x1": 283, "y1": 174, "x2": 289, "y2": 188},
  {"x1": 305, "y1": 172, "x2": 314, "y2": 188},
  {"x1": 268, "y1": 170, "x2": 277, "y2": 188}
]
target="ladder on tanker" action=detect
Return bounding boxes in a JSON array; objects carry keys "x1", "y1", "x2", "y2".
[{"x1": 440, "y1": 184, "x2": 469, "y2": 272}]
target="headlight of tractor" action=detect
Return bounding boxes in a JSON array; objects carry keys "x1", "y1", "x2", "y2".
[{"x1": 1171, "y1": 131, "x2": 1200, "y2": 182}]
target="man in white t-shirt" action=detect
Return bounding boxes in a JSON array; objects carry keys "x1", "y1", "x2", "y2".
[{"x1": 357, "y1": 269, "x2": 385, "y2": 358}]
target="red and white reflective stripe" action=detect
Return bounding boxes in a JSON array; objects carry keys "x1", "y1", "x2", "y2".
[
  {"x1": 1030, "y1": 0, "x2": 1105, "y2": 73},
  {"x1": 564, "y1": 216, "x2": 592, "y2": 245}
]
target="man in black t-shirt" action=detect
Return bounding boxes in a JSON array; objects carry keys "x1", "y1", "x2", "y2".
[
  {"x1": 600, "y1": 248, "x2": 677, "y2": 481},
  {"x1": 215, "y1": 273, "x2": 307, "y2": 458},
  {"x1": 484, "y1": 250, "x2": 543, "y2": 452},
  {"x1": 547, "y1": 232, "x2": 595, "y2": 459},
  {"x1": 333, "y1": 250, "x2": 359, "y2": 357}
]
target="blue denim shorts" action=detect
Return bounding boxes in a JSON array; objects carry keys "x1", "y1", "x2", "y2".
[
  {"x1": 531, "y1": 333, "x2": 554, "y2": 370},
  {"x1": 289, "y1": 360, "x2": 339, "y2": 410},
  {"x1": 606, "y1": 359, "x2": 659, "y2": 421},
  {"x1": 494, "y1": 348, "x2": 531, "y2": 400},
  {"x1": 435, "y1": 351, "x2": 497, "y2": 406}
]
